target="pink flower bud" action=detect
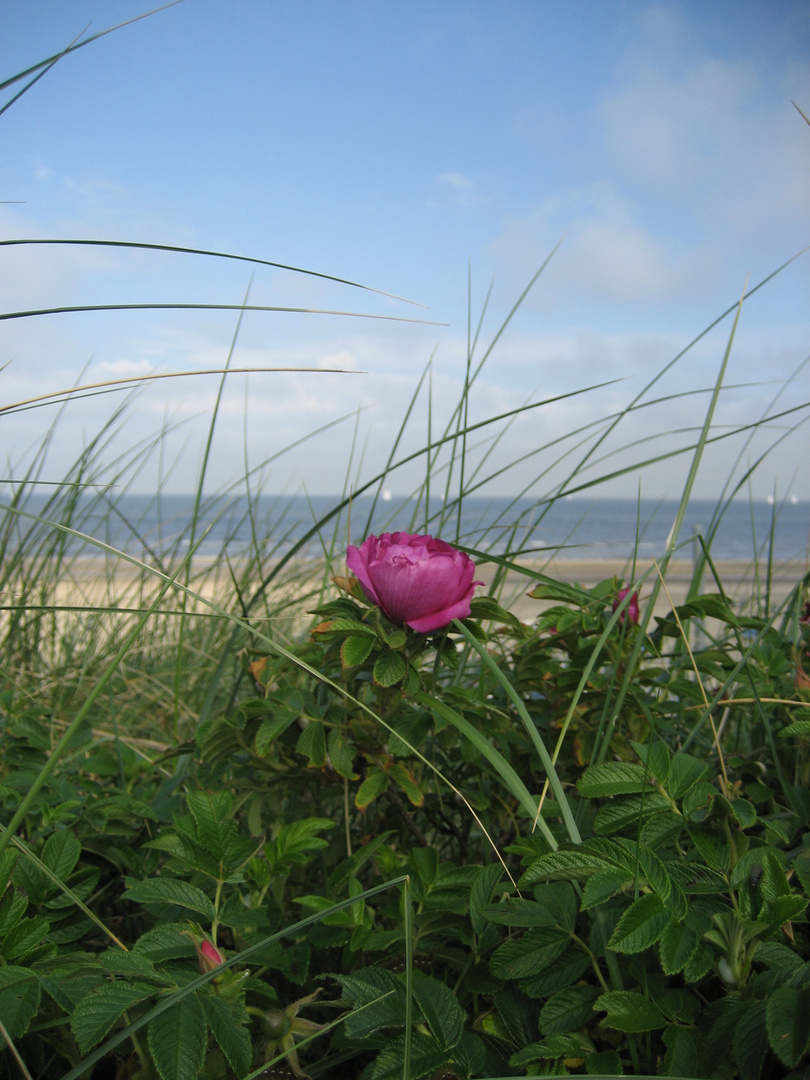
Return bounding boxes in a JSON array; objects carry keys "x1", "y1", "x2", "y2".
[
  {"x1": 346, "y1": 532, "x2": 483, "y2": 633},
  {"x1": 197, "y1": 939, "x2": 225, "y2": 973},
  {"x1": 613, "y1": 587, "x2": 640, "y2": 626}
]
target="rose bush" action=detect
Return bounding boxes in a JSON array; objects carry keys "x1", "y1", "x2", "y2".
[{"x1": 346, "y1": 531, "x2": 482, "y2": 632}]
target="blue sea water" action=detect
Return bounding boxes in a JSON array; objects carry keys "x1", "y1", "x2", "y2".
[{"x1": 2, "y1": 491, "x2": 807, "y2": 564}]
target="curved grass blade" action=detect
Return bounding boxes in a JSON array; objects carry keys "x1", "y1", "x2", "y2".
[{"x1": 0, "y1": 238, "x2": 425, "y2": 307}]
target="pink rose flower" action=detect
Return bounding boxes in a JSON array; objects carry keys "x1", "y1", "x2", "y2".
[
  {"x1": 613, "y1": 587, "x2": 640, "y2": 625},
  {"x1": 346, "y1": 532, "x2": 483, "y2": 633}
]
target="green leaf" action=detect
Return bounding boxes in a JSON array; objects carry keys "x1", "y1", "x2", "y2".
[
  {"x1": 370, "y1": 1030, "x2": 448, "y2": 1080},
  {"x1": 580, "y1": 868, "x2": 630, "y2": 910},
  {"x1": 577, "y1": 761, "x2": 653, "y2": 797},
  {"x1": 469, "y1": 595, "x2": 523, "y2": 631},
  {"x1": 469, "y1": 864, "x2": 504, "y2": 936},
  {"x1": 539, "y1": 984, "x2": 600, "y2": 1036},
  {"x1": 413, "y1": 975, "x2": 463, "y2": 1050},
  {"x1": 147, "y1": 992, "x2": 207, "y2": 1080},
  {"x1": 341, "y1": 634, "x2": 376, "y2": 668},
  {"x1": 42, "y1": 828, "x2": 81, "y2": 880},
  {"x1": 132, "y1": 924, "x2": 198, "y2": 963},
  {"x1": 186, "y1": 790, "x2": 237, "y2": 863},
  {"x1": 0, "y1": 849, "x2": 18, "y2": 893},
  {"x1": 766, "y1": 986, "x2": 810, "y2": 1067},
  {"x1": 296, "y1": 720, "x2": 327, "y2": 767},
  {"x1": 355, "y1": 767, "x2": 390, "y2": 810},
  {"x1": 336, "y1": 968, "x2": 405, "y2": 1038},
  {"x1": 389, "y1": 762, "x2": 423, "y2": 807},
  {"x1": 586, "y1": 1048, "x2": 623, "y2": 1075},
  {"x1": 666, "y1": 753, "x2": 712, "y2": 799},
  {"x1": 779, "y1": 719, "x2": 810, "y2": 737},
  {"x1": 734, "y1": 1001, "x2": 769, "y2": 1080},
  {"x1": 122, "y1": 879, "x2": 216, "y2": 920},
  {"x1": 264, "y1": 818, "x2": 335, "y2": 872},
  {"x1": 484, "y1": 898, "x2": 558, "y2": 928},
  {"x1": 631, "y1": 738, "x2": 671, "y2": 783},
  {"x1": 659, "y1": 920, "x2": 700, "y2": 975},
  {"x1": 373, "y1": 649, "x2": 407, "y2": 687},
  {"x1": 328, "y1": 727, "x2": 359, "y2": 779},
  {"x1": 527, "y1": 577, "x2": 594, "y2": 605},
  {"x1": 71, "y1": 981, "x2": 157, "y2": 1055},
  {"x1": 519, "y1": 847, "x2": 613, "y2": 887},
  {"x1": 661, "y1": 1024, "x2": 701, "y2": 1078},
  {"x1": 1, "y1": 911, "x2": 50, "y2": 962},
  {"x1": 592, "y1": 793, "x2": 672, "y2": 835},
  {"x1": 200, "y1": 994, "x2": 252, "y2": 1078},
  {"x1": 595, "y1": 990, "x2": 667, "y2": 1033},
  {"x1": 490, "y1": 927, "x2": 570, "y2": 980},
  {"x1": 0, "y1": 966, "x2": 41, "y2": 1040},
  {"x1": 255, "y1": 712, "x2": 298, "y2": 755},
  {"x1": 609, "y1": 892, "x2": 670, "y2": 954}
]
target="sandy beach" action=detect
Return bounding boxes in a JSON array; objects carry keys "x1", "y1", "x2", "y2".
[
  {"x1": 33, "y1": 553, "x2": 809, "y2": 628},
  {"x1": 475, "y1": 556, "x2": 808, "y2": 624}
]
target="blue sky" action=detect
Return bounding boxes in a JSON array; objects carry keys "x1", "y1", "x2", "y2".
[{"x1": 1, "y1": 0, "x2": 808, "y2": 502}]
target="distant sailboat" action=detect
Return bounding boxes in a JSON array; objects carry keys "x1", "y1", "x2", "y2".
[{"x1": 382, "y1": 489, "x2": 392, "y2": 502}]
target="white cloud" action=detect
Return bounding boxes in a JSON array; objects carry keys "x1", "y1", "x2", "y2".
[
  {"x1": 491, "y1": 184, "x2": 705, "y2": 305},
  {"x1": 437, "y1": 172, "x2": 474, "y2": 191},
  {"x1": 434, "y1": 171, "x2": 486, "y2": 208}
]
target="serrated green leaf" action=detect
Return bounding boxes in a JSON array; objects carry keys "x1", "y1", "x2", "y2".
[
  {"x1": 592, "y1": 793, "x2": 671, "y2": 835},
  {"x1": 296, "y1": 720, "x2": 326, "y2": 767},
  {"x1": 147, "y1": 992, "x2": 207, "y2": 1080},
  {"x1": 200, "y1": 994, "x2": 252, "y2": 1078},
  {"x1": 373, "y1": 650, "x2": 407, "y2": 687},
  {"x1": 595, "y1": 990, "x2": 666, "y2": 1033},
  {"x1": 132, "y1": 924, "x2": 198, "y2": 962},
  {"x1": 469, "y1": 864, "x2": 504, "y2": 936},
  {"x1": 2, "y1": 912, "x2": 51, "y2": 962},
  {"x1": 327, "y1": 727, "x2": 358, "y2": 779},
  {"x1": 469, "y1": 595, "x2": 523, "y2": 631},
  {"x1": 370, "y1": 1030, "x2": 448, "y2": 1080},
  {"x1": 0, "y1": 966, "x2": 41, "y2": 1039},
  {"x1": 539, "y1": 984, "x2": 600, "y2": 1036},
  {"x1": 519, "y1": 847, "x2": 613, "y2": 887},
  {"x1": 659, "y1": 920, "x2": 700, "y2": 975},
  {"x1": 734, "y1": 1000, "x2": 769, "y2": 1080},
  {"x1": 255, "y1": 713, "x2": 298, "y2": 755},
  {"x1": 484, "y1": 898, "x2": 558, "y2": 927},
  {"x1": 336, "y1": 967, "x2": 405, "y2": 1037},
  {"x1": 667, "y1": 753, "x2": 712, "y2": 799},
  {"x1": 123, "y1": 878, "x2": 216, "y2": 919},
  {"x1": 631, "y1": 738, "x2": 672, "y2": 783},
  {"x1": 580, "y1": 868, "x2": 630, "y2": 910},
  {"x1": 609, "y1": 892, "x2": 669, "y2": 954},
  {"x1": 0, "y1": 849, "x2": 18, "y2": 893},
  {"x1": 264, "y1": 818, "x2": 334, "y2": 873},
  {"x1": 577, "y1": 761, "x2": 653, "y2": 797},
  {"x1": 779, "y1": 719, "x2": 810, "y2": 737},
  {"x1": 42, "y1": 828, "x2": 81, "y2": 880},
  {"x1": 341, "y1": 634, "x2": 376, "y2": 668},
  {"x1": 71, "y1": 981, "x2": 157, "y2": 1055},
  {"x1": 413, "y1": 975, "x2": 463, "y2": 1049},
  {"x1": 490, "y1": 927, "x2": 570, "y2": 980},
  {"x1": 186, "y1": 790, "x2": 237, "y2": 863}
]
